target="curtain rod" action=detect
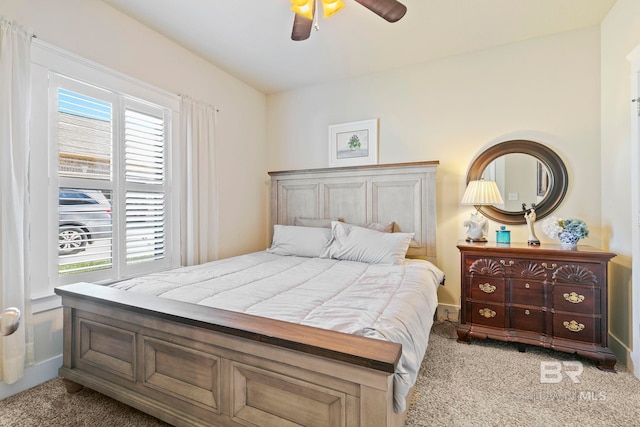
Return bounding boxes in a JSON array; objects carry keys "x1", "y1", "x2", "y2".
[{"x1": 179, "y1": 94, "x2": 220, "y2": 113}]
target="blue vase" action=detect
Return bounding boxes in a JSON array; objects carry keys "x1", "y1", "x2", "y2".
[{"x1": 558, "y1": 231, "x2": 580, "y2": 248}]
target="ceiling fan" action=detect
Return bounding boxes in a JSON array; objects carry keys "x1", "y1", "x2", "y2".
[{"x1": 290, "y1": 0, "x2": 407, "y2": 41}]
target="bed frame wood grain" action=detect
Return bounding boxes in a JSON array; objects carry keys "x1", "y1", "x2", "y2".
[{"x1": 56, "y1": 161, "x2": 438, "y2": 427}]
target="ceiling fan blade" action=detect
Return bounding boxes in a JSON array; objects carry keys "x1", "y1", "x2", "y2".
[
  {"x1": 354, "y1": 0, "x2": 407, "y2": 23},
  {"x1": 291, "y1": 12, "x2": 313, "y2": 41}
]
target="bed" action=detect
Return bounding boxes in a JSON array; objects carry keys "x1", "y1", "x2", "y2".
[{"x1": 55, "y1": 161, "x2": 440, "y2": 427}]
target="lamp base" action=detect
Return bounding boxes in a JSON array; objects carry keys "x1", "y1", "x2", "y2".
[
  {"x1": 528, "y1": 239, "x2": 541, "y2": 245},
  {"x1": 466, "y1": 236, "x2": 488, "y2": 242}
]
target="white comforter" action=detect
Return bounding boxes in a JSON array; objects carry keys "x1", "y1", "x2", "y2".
[{"x1": 112, "y1": 251, "x2": 444, "y2": 412}]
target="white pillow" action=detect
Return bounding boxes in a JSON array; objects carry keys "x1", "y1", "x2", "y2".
[
  {"x1": 293, "y1": 217, "x2": 334, "y2": 228},
  {"x1": 327, "y1": 221, "x2": 413, "y2": 265},
  {"x1": 357, "y1": 221, "x2": 395, "y2": 233},
  {"x1": 267, "y1": 225, "x2": 332, "y2": 258}
]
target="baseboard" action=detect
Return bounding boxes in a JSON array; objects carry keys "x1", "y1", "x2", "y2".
[
  {"x1": 0, "y1": 355, "x2": 61, "y2": 400},
  {"x1": 435, "y1": 303, "x2": 460, "y2": 322},
  {"x1": 608, "y1": 330, "x2": 634, "y2": 374}
]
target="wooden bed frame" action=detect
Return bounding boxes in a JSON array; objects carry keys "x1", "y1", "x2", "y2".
[{"x1": 56, "y1": 161, "x2": 439, "y2": 427}]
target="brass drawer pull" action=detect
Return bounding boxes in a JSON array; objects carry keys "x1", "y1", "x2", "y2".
[
  {"x1": 479, "y1": 308, "x2": 496, "y2": 318},
  {"x1": 541, "y1": 262, "x2": 558, "y2": 269},
  {"x1": 563, "y1": 320, "x2": 585, "y2": 332},
  {"x1": 500, "y1": 260, "x2": 514, "y2": 266},
  {"x1": 563, "y1": 292, "x2": 585, "y2": 304},
  {"x1": 479, "y1": 283, "x2": 496, "y2": 293},
  {"x1": 525, "y1": 310, "x2": 530, "y2": 315},
  {"x1": 524, "y1": 283, "x2": 530, "y2": 289}
]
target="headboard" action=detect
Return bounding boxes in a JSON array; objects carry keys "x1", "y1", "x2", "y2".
[{"x1": 268, "y1": 161, "x2": 438, "y2": 264}]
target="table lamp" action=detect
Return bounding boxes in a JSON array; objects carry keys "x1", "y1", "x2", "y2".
[
  {"x1": 0, "y1": 307, "x2": 20, "y2": 336},
  {"x1": 460, "y1": 180, "x2": 504, "y2": 242}
]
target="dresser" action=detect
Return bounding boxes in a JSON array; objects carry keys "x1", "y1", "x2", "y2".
[{"x1": 456, "y1": 241, "x2": 616, "y2": 371}]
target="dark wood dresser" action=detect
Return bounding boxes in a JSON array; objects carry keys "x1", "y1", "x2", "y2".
[{"x1": 456, "y1": 241, "x2": 617, "y2": 371}]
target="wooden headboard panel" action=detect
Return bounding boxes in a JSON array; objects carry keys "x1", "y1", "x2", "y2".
[{"x1": 268, "y1": 161, "x2": 438, "y2": 263}]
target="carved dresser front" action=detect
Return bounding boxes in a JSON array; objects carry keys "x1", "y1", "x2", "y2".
[{"x1": 456, "y1": 241, "x2": 617, "y2": 371}]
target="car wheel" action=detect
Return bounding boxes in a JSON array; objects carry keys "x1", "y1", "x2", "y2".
[{"x1": 59, "y1": 226, "x2": 87, "y2": 255}]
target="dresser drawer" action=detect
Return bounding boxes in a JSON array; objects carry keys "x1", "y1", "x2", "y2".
[
  {"x1": 552, "y1": 314, "x2": 600, "y2": 343},
  {"x1": 553, "y1": 285, "x2": 599, "y2": 314},
  {"x1": 470, "y1": 302, "x2": 505, "y2": 328},
  {"x1": 551, "y1": 262, "x2": 601, "y2": 286},
  {"x1": 510, "y1": 279, "x2": 545, "y2": 306},
  {"x1": 469, "y1": 276, "x2": 505, "y2": 302},
  {"x1": 510, "y1": 307, "x2": 545, "y2": 333}
]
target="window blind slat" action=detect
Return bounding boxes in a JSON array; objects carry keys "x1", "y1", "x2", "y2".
[{"x1": 125, "y1": 108, "x2": 165, "y2": 186}]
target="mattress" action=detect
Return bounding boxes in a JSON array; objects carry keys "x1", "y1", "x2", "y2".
[{"x1": 112, "y1": 251, "x2": 444, "y2": 412}]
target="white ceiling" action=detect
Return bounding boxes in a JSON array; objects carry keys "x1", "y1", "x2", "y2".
[{"x1": 100, "y1": 0, "x2": 616, "y2": 94}]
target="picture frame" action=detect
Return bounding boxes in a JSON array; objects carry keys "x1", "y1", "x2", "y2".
[
  {"x1": 328, "y1": 119, "x2": 378, "y2": 167},
  {"x1": 537, "y1": 161, "x2": 549, "y2": 197}
]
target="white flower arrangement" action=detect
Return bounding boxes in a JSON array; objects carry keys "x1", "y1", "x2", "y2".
[
  {"x1": 542, "y1": 216, "x2": 563, "y2": 239},
  {"x1": 542, "y1": 216, "x2": 589, "y2": 239}
]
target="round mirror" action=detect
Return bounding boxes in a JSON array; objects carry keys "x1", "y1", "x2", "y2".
[{"x1": 467, "y1": 140, "x2": 568, "y2": 225}]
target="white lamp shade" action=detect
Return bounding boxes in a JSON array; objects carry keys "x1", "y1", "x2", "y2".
[{"x1": 461, "y1": 180, "x2": 504, "y2": 206}]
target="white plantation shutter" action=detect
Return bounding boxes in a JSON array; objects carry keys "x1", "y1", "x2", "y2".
[
  {"x1": 124, "y1": 106, "x2": 167, "y2": 265},
  {"x1": 125, "y1": 109, "x2": 164, "y2": 184},
  {"x1": 126, "y1": 192, "x2": 165, "y2": 263},
  {"x1": 56, "y1": 85, "x2": 114, "y2": 277},
  {"x1": 51, "y1": 74, "x2": 174, "y2": 284},
  {"x1": 58, "y1": 188, "x2": 113, "y2": 275},
  {"x1": 57, "y1": 88, "x2": 112, "y2": 179}
]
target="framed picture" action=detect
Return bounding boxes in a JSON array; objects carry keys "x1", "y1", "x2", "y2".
[
  {"x1": 537, "y1": 161, "x2": 549, "y2": 197},
  {"x1": 328, "y1": 119, "x2": 378, "y2": 167}
]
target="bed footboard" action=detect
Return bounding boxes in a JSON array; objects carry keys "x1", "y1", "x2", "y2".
[{"x1": 56, "y1": 283, "x2": 408, "y2": 427}]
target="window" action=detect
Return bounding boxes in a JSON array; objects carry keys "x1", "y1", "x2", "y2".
[
  {"x1": 53, "y1": 76, "x2": 173, "y2": 284},
  {"x1": 30, "y1": 41, "x2": 180, "y2": 308},
  {"x1": 56, "y1": 85, "x2": 114, "y2": 276}
]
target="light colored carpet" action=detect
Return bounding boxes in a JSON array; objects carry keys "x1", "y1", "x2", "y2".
[
  {"x1": 406, "y1": 321, "x2": 640, "y2": 426},
  {"x1": 2, "y1": 321, "x2": 639, "y2": 426}
]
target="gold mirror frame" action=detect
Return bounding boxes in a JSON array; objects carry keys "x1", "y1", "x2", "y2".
[{"x1": 467, "y1": 140, "x2": 568, "y2": 225}]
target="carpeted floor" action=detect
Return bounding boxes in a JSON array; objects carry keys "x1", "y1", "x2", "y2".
[{"x1": 2, "y1": 321, "x2": 639, "y2": 426}]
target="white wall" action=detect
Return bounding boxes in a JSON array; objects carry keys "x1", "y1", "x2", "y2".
[
  {"x1": 268, "y1": 27, "x2": 602, "y2": 311},
  {"x1": 0, "y1": 0, "x2": 268, "y2": 397},
  {"x1": 601, "y1": 0, "x2": 640, "y2": 370}
]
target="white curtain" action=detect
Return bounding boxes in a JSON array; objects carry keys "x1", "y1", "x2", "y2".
[
  {"x1": 0, "y1": 18, "x2": 33, "y2": 384},
  {"x1": 180, "y1": 95, "x2": 219, "y2": 266}
]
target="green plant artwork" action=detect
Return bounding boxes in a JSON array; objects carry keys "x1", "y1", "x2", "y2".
[
  {"x1": 335, "y1": 129, "x2": 369, "y2": 160},
  {"x1": 348, "y1": 134, "x2": 361, "y2": 150}
]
